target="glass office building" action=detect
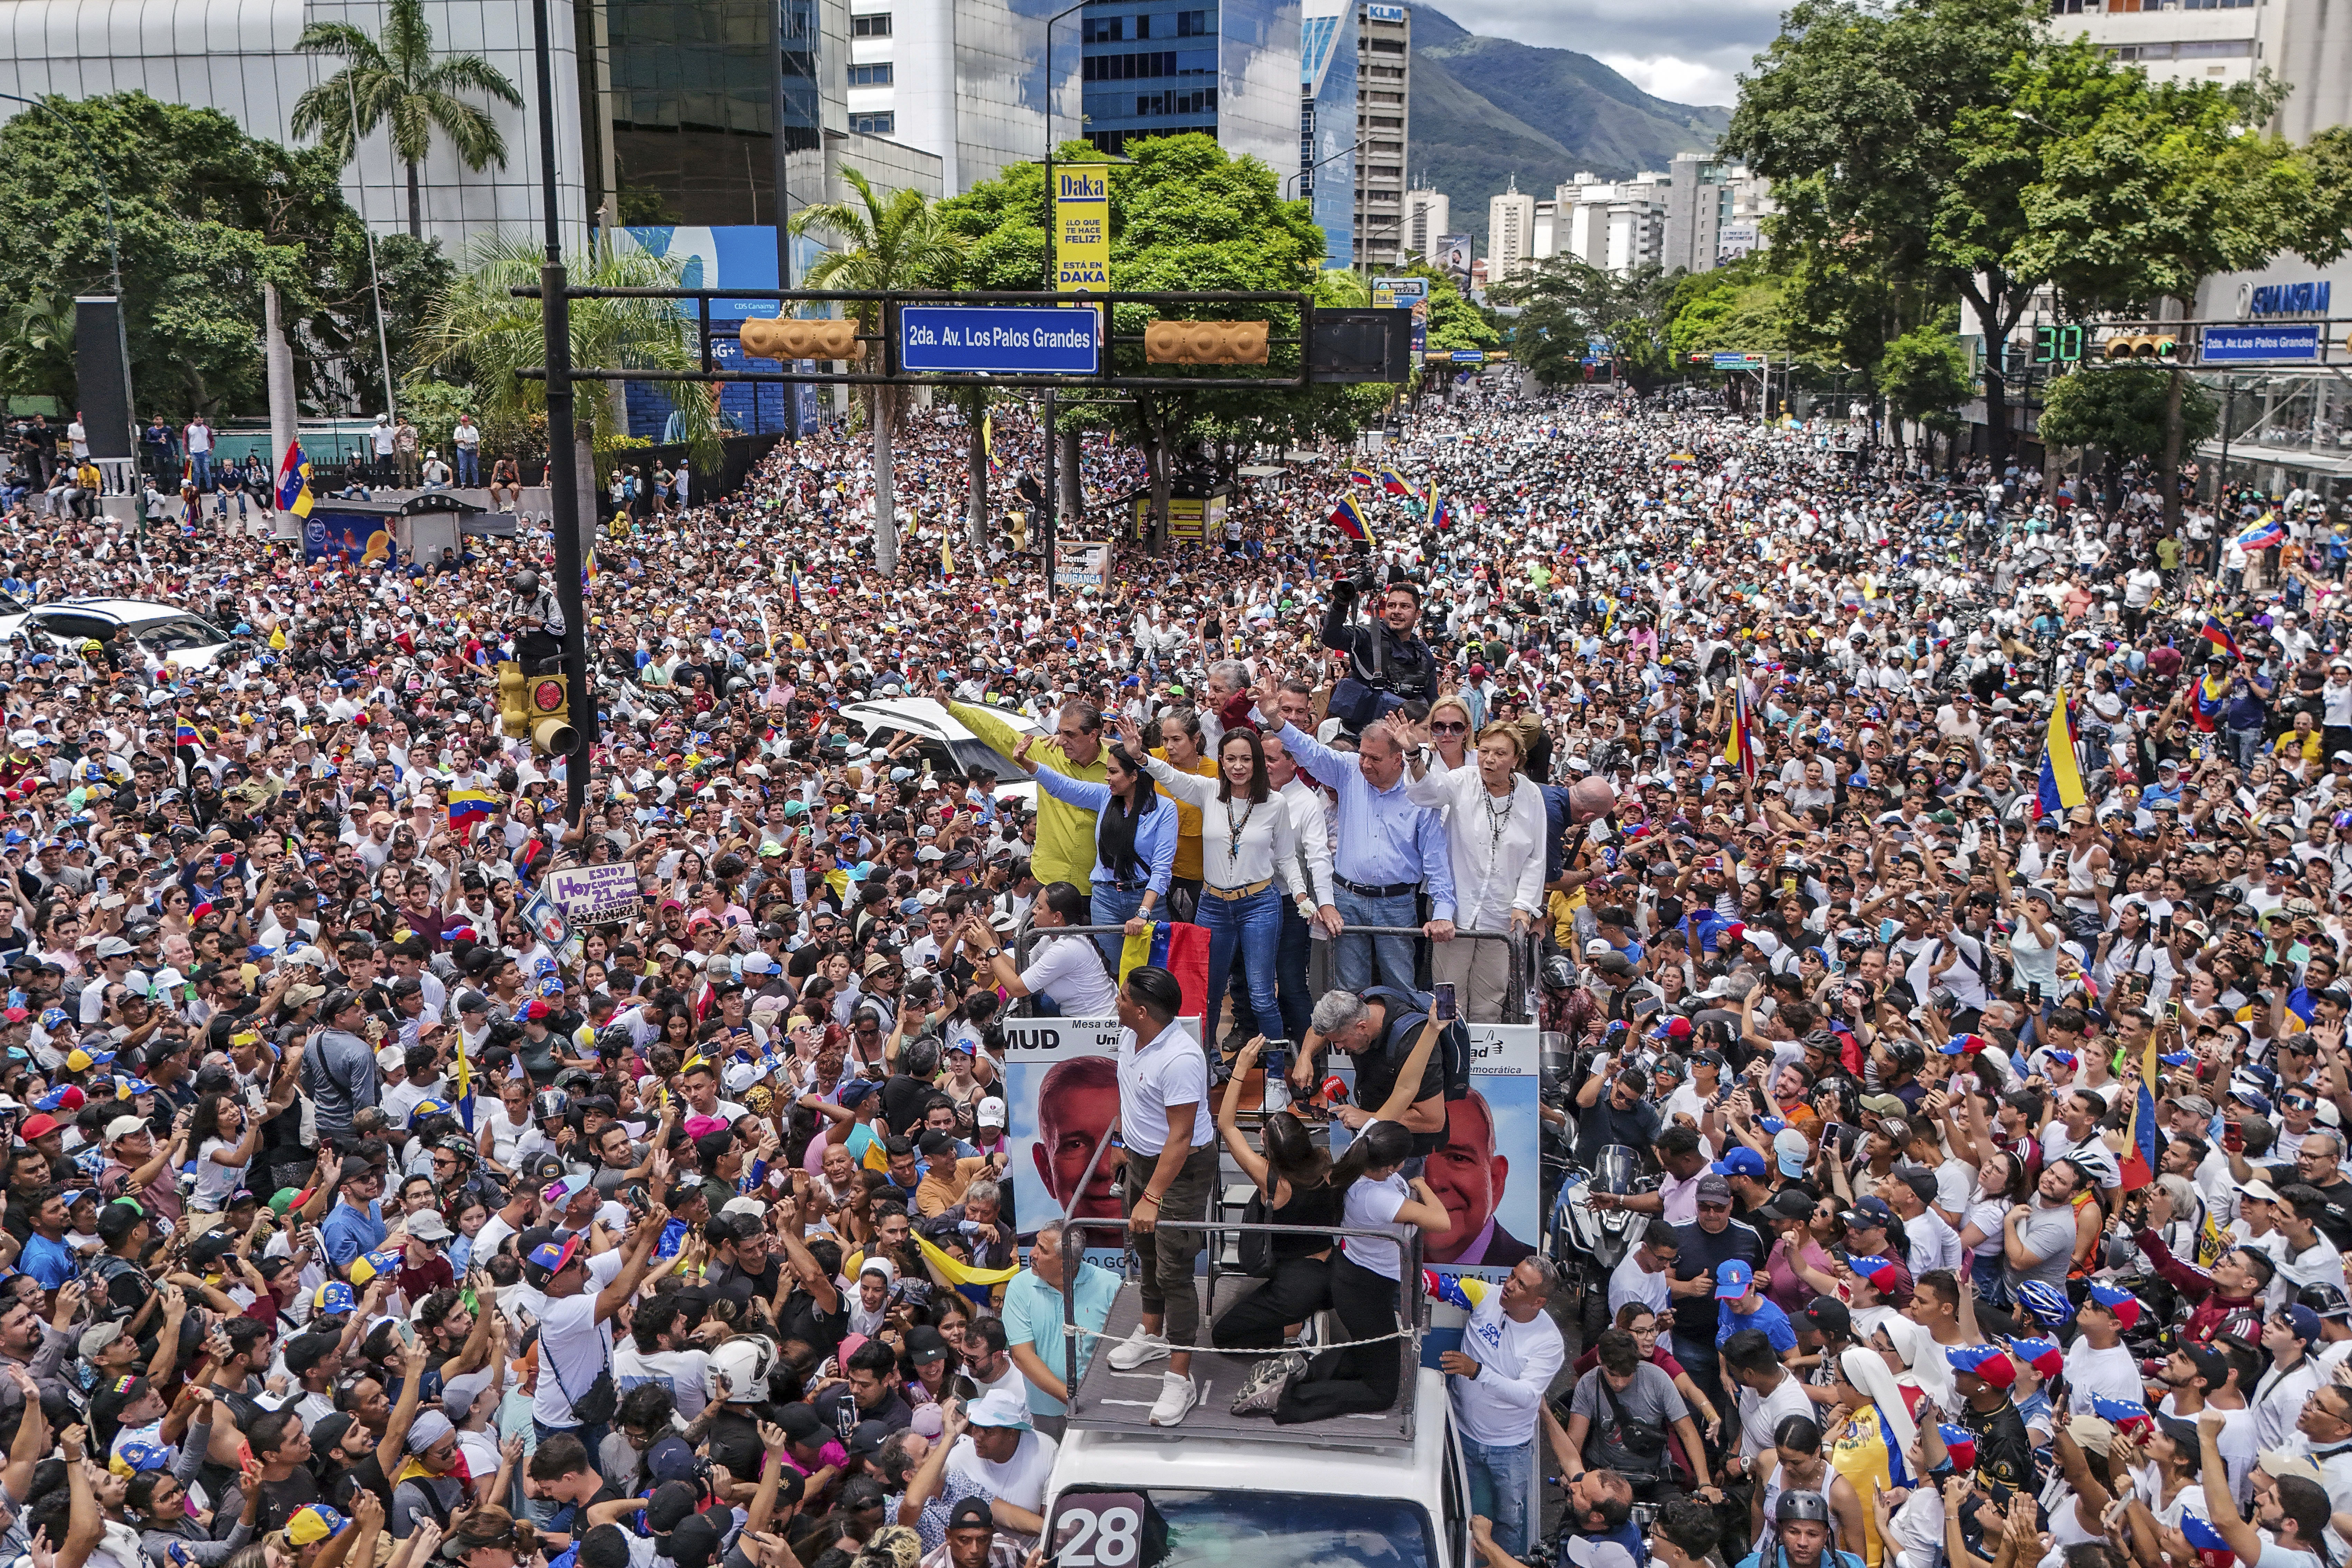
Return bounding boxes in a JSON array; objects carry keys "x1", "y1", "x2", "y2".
[
  {"x1": 1080, "y1": 0, "x2": 1301, "y2": 174},
  {"x1": 1299, "y1": 0, "x2": 1353, "y2": 268}
]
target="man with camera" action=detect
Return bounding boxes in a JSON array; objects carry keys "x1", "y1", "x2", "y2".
[{"x1": 1321, "y1": 567, "x2": 1437, "y2": 736}]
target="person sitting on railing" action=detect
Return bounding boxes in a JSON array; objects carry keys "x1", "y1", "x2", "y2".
[{"x1": 958, "y1": 884, "x2": 1116, "y2": 1019}]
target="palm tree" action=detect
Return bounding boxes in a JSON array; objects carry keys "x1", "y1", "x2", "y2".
[
  {"x1": 419, "y1": 233, "x2": 721, "y2": 542},
  {"x1": 291, "y1": 0, "x2": 524, "y2": 241},
  {"x1": 791, "y1": 168, "x2": 963, "y2": 576}
]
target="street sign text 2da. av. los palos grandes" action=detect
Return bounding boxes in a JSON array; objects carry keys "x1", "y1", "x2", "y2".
[{"x1": 899, "y1": 306, "x2": 1101, "y2": 375}]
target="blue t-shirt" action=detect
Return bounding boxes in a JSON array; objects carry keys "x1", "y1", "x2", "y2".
[
  {"x1": 18, "y1": 1233, "x2": 75, "y2": 1290},
  {"x1": 319, "y1": 1198, "x2": 387, "y2": 1267},
  {"x1": 1000, "y1": 1258, "x2": 1122, "y2": 1418},
  {"x1": 1717, "y1": 1295, "x2": 1799, "y2": 1355}
]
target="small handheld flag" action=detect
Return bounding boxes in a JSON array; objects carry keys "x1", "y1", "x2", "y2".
[
  {"x1": 1328, "y1": 494, "x2": 1375, "y2": 545},
  {"x1": 2037, "y1": 696, "x2": 2087, "y2": 816},
  {"x1": 274, "y1": 441, "x2": 314, "y2": 519},
  {"x1": 2198, "y1": 616, "x2": 2242, "y2": 661},
  {"x1": 1345, "y1": 466, "x2": 1380, "y2": 487},
  {"x1": 447, "y1": 788, "x2": 500, "y2": 830}
]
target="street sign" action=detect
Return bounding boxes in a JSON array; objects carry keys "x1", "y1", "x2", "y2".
[
  {"x1": 1450, "y1": 349, "x2": 1485, "y2": 363},
  {"x1": 899, "y1": 306, "x2": 1100, "y2": 374},
  {"x1": 2200, "y1": 323, "x2": 2319, "y2": 363},
  {"x1": 1712, "y1": 351, "x2": 1767, "y2": 369},
  {"x1": 1371, "y1": 276, "x2": 1427, "y2": 310}
]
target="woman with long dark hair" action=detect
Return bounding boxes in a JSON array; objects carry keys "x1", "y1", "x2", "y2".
[
  {"x1": 1121, "y1": 718, "x2": 1299, "y2": 1047},
  {"x1": 1210, "y1": 1036, "x2": 1341, "y2": 1353},
  {"x1": 1014, "y1": 730, "x2": 1175, "y2": 968}
]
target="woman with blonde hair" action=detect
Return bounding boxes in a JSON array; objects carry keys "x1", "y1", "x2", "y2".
[{"x1": 1396, "y1": 709, "x2": 1548, "y2": 1021}]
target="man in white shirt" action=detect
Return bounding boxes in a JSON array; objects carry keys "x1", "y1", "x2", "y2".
[
  {"x1": 1725, "y1": 1324, "x2": 1816, "y2": 1463},
  {"x1": 1607, "y1": 1232, "x2": 1678, "y2": 1320},
  {"x1": 2256, "y1": 1306, "x2": 2329, "y2": 1452},
  {"x1": 1442, "y1": 1257, "x2": 1566, "y2": 1560},
  {"x1": 1886, "y1": 1169, "x2": 1962, "y2": 1278},
  {"x1": 523, "y1": 1211, "x2": 667, "y2": 1442}
]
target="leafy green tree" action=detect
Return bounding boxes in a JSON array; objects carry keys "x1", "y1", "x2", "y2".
[
  {"x1": 0, "y1": 292, "x2": 77, "y2": 412},
  {"x1": 1874, "y1": 321, "x2": 1973, "y2": 462},
  {"x1": 1665, "y1": 254, "x2": 1787, "y2": 365},
  {"x1": 0, "y1": 92, "x2": 391, "y2": 418},
  {"x1": 1726, "y1": 0, "x2": 2050, "y2": 467},
  {"x1": 2037, "y1": 364, "x2": 2219, "y2": 503},
  {"x1": 1499, "y1": 258, "x2": 1675, "y2": 389},
  {"x1": 420, "y1": 233, "x2": 720, "y2": 536},
  {"x1": 2015, "y1": 61, "x2": 2350, "y2": 525},
  {"x1": 792, "y1": 168, "x2": 963, "y2": 576},
  {"x1": 292, "y1": 0, "x2": 525, "y2": 240}
]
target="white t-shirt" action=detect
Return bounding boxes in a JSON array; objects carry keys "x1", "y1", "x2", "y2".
[
  {"x1": 1737, "y1": 1372, "x2": 1818, "y2": 1460},
  {"x1": 1341, "y1": 1172, "x2": 1410, "y2": 1279},
  {"x1": 1117, "y1": 1020, "x2": 1211, "y2": 1156},
  {"x1": 1903, "y1": 1210, "x2": 1963, "y2": 1279},
  {"x1": 614, "y1": 1342, "x2": 710, "y2": 1419},
  {"x1": 1019, "y1": 934, "x2": 1117, "y2": 1017},
  {"x1": 943, "y1": 1427, "x2": 1058, "y2": 1515},
  {"x1": 532, "y1": 1248, "x2": 625, "y2": 1429},
  {"x1": 1608, "y1": 1251, "x2": 1671, "y2": 1319},
  {"x1": 2063, "y1": 1338, "x2": 2147, "y2": 1410}
]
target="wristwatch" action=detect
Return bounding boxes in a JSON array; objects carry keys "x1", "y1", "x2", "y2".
[{"x1": 983, "y1": 946, "x2": 1002, "y2": 960}]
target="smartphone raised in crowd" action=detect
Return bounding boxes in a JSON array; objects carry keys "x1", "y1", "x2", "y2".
[{"x1": 1432, "y1": 982, "x2": 1458, "y2": 1023}]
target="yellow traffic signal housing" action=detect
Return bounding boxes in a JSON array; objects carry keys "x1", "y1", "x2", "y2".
[
  {"x1": 2103, "y1": 333, "x2": 2179, "y2": 361},
  {"x1": 496, "y1": 661, "x2": 529, "y2": 736},
  {"x1": 525, "y1": 672, "x2": 578, "y2": 756},
  {"x1": 1145, "y1": 319, "x2": 1271, "y2": 365},
  {"x1": 739, "y1": 316, "x2": 865, "y2": 362}
]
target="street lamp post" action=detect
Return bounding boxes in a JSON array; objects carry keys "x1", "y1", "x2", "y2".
[
  {"x1": 530, "y1": 0, "x2": 594, "y2": 834},
  {"x1": 0, "y1": 91, "x2": 135, "y2": 486},
  {"x1": 1040, "y1": 0, "x2": 1088, "y2": 603},
  {"x1": 1284, "y1": 137, "x2": 1364, "y2": 202}
]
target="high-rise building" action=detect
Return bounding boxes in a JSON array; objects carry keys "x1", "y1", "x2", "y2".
[
  {"x1": 1657, "y1": 153, "x2": 1773, "y2": 276},
  {"x1": 1353, "y1": 1, "x2": 1408, "y2": 270},
  {"x1": 1300, "y1": 0, "x2": 1357, "y2": 268},
  {"x1": 843, "y1": 0, "x2": 1082, "y2": 194},
  {"x1": 1402, "y1": 187, "x2": 1448, "y2": 260},
  {"x1": 2047, "y1": 1, "x2": 2342, "y2": 146},
  {"x1": 1079, "y1": 0, "x2": 1303, "y2": 173},
  {"x1": 1555, "y1": 171, "x2": 1666, "y2": 276},
  {"x1": 1487, "y1": 175, "x2": 1534, "y2": 282}
]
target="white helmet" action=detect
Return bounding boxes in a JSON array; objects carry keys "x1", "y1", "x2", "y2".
[{"x1": 705, "y1": 1334, "x2": 777, "y2": 1405}]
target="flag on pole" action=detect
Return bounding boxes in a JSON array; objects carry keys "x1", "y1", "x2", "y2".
[
  {"x1": 1430, "y1": 488, "x2": 1454, "y2": 530},
  {"x1": 983, "y1": 411, "x2": 1000, "y2": 476},
  {"x1": 2235, "y1": 513, "x2": 2286, "y2": 551},
  {"x1": 274, "y1": 441, "x2": 314, "y2": 519},
  {"x1": 1728, "y1": 680, "x2": 1759, "y2": 785},
  {"x1": 2119, "y1": 1033, "x2": 2158, "y2": 1192},
  {"x1": 1378, "y1": 467, "x2": 1417, "y2": 501},
  {"x1": 451, "y1": 1034, "x2": 476, "y2": 1132},
  {"x1": 583, "y1": 550, "x2": 598, "y2": 592},
  {"x1": 1328, "y1": 494, "x2": 1375, "y2": 545},
  {"x1": 2037, "y1": 697, "x2": 2087, "y2": 816},
  {"x1": 788, "y1": 564, "x2": 805, "y2": 606},
  {"x1": 2198, "y1": 616, "x2": 2242, "y2": 661}
]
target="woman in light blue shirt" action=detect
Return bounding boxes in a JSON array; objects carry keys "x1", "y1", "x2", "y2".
[{"x1": 1017, "y1": 732, "x2": 1176, "y2": 968}]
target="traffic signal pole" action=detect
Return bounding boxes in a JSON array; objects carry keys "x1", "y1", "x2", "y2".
[{"x1": 532, "y1": 0, "x2": 593, "y2": 834}]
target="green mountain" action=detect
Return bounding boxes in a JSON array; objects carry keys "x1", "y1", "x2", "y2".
[{"x1": 1409, "y1": 7, "x2": 1733, "y2": 257}]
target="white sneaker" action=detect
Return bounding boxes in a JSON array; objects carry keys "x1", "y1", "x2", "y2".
[
  {"x1": 1148, "y1": 1371, "x2": 1198, "y2": 1426},
  {"x1": 1107, "y1": 1329, "x2": 1171, "y2": 1371}
]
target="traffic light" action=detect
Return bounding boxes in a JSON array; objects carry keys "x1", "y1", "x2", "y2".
[
  {"x1": 496, "y1": 662, "x2": 528, "y2": 735},
  {"x1": 523, "y1": 672, "x2": 578, "y2": 756},
  {"x1": 2102, "y1": 333, "x2": 2179, "y2": 362},
  {"x1": 738, "y1": 316, "x2": 865, "y2": 362},
  {"x1": 1144, "y1": 319, "x2": 1270, "y2": 365}
]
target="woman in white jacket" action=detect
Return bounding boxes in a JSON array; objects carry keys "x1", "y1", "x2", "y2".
[
  {"x1": 1394, "y1": 704, "x2": 1547, "y2": 1021},
  {"x1": 1115, "y1": 717, "x2": 1303, "y2": 1046}
]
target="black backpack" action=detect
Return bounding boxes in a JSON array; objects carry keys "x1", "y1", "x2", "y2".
[{"x1": 1363, "y1": 986, "x2": 1472, "y2": 1104}]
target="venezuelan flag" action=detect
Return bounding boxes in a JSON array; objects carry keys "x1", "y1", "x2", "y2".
[
  {"x1": 1328, "y1": 494, "x2": 1375, "y2": 545},
  {"x1": 1379, "y1": 466, "x2": 1416, "y2": 500},
  {"x1": 983, "y1": 411, "x2": 1000, "y2": 476},
  {"x1": 2190, "y1": 670, "x2": 2227, "y2": 728},
  {"x1": 2037, "y1": 697, "x2": 2087, "y2": 816},
  {"x1": 2236, "y1": 514, "x2": 2286, "y2": 551},
  {"x1": 451, "y1": 1033, "x2": 475, "y2": 1132},
  {"x1": 1430, "y1": 488, "x2": 1454, "y2": 530},
  {"x1": 447, "y1": 788, "x2": 500, "y2": 829},
  {"x1": 788, "y1": 564, "x2": 804, "y2": 606},
  {"x1": 1729, "y1": 680, "x2": 1759, "y2": 784},
  {"x1": 1345, "y1": 466, "x2": 1380, "y2": 487},
  {"x1": 174, "y1": 722, "x2": 200, "y2": 752},
  {"x1": 2199, "y1": 616, "x2": 2241, "y2": 660},
  {"x1": 274, "y1": 440, "x2": 314, "y2": 519}
]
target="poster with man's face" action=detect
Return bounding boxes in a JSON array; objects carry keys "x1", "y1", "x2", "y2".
[
  {"x1": 1002, "y1": 1015, "x2": 1201, "y2": 1260},
  {"x1": 1329, "y1": 1022, "x2": 1540, "y2": 1281}
]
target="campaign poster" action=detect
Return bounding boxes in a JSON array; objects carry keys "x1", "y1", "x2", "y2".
[
  {"x1": 1001, "y1": 1014, "x2": 1200, "y2": 1266},
  {"x1": 303, "y1": 510, "x2": 395, "y2": 569},
  {"x1": 1328, "y1": 1020, "x2": 1540, "y2": 1284}
]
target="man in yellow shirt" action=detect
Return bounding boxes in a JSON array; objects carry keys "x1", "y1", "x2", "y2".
[{"x1": 948, "y1": 691, "x2": 1107, "y2": 889}]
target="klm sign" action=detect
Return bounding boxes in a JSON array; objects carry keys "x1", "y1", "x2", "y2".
[{"x1": 2249, "y1": 281, "x2": 2331, "y2": 316}]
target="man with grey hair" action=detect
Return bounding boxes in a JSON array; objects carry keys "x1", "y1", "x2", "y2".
[
  {"x1": 918, "y1": 1176, "x2": 1015, "y2": 1271},
  {"x1": 1441, "y1": 1255, "x2": 1564, "y2": 1559},
  {"x1": 1000, "y1": 1216, "x2": 1121, "y2": 1440},
  {"x1": 1252, "y1": 668, "x2": 1455, "y2": 995},
  {"x1": 1292, "y1": 988, "x2": 1448, "y2": 1156},
  {"x1": 1202, "y1": 659, "x2": 1250, "y2": 751}
]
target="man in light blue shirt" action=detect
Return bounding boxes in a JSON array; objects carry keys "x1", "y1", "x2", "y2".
[
  {"x1": 1259, "y1": 692, "x2": 1456, "y2": 995},
  {"x1": 318, "y1": 1158, "x2": 389, "y2": 1267},
  {"x1": 1001, "y1": 1218, "x2": 1120, "y2": 1439}
]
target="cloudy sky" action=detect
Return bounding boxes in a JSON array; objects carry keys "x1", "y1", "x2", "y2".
[{"x1": 1430, "y1": 0, "x2": 1785, "y2": 108}]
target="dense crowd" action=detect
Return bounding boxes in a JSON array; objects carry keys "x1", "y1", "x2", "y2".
[{"x1": 0, "y1": 370, "x2": 2337, "y2": 1568}]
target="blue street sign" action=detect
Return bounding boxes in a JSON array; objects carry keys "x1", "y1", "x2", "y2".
[
  {"x1": 898, "y1": 307, "x2": 1099, "y2": 374},
  {"x1": 1450, "y1": 349, "x2": 1485, "y2": 363},
  {"x1": 2200, "y1": 323, "x2": 2318, "y2": 363}
]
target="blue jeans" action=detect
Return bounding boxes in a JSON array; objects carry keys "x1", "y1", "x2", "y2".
[
  {"x1": 189, "y1": 451, "x2": 213, "y2": 489},
  {"x1": 1200, "y1": 884, "x2": 1281, "y2": 1046},
  {"x1": 1334, "y1": 886, "x2": 1418, "y2": 995},
  {"x1": 1091, "y1": 881, "x2": 1147, "y2": 971},
  {"x1": 1461, "y1": 1435, "x2": 1537, "y2": 1558},
  {"x1": 455, "y1": 447, "x2": 479, "y2": 485},
  {"x1": 2225, "y1": 726, "x2": 2264, "y2": 769}
]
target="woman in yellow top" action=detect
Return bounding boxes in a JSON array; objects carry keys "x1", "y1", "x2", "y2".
[{"x1": 1148, "y1": 708, "x2": 1219, "y2": 923}]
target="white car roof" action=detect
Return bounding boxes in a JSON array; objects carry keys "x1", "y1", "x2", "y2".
[{"x1": 840, "y1": 698, "x2": 1044, "y2": 744}]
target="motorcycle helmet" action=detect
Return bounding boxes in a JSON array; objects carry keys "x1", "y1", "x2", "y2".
[
  {"x1": 510, "y1": 570, "x2": 540, "y2": 596},
  {"x1": 706, "y1": 1334, "x2": 777, "y2": 1405},
  {"x1": 1541, "y1": 955, "x2": 1576, "y2": 992},
  {"x1": 532, "y1": 1088, "x2": 571, "y2": 1123},
  {"x1": 1774, "y1": 1491, "x2": 1832, "y2": 1525}
]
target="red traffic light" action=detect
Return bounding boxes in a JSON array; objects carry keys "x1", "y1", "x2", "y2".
[{"x1": 531, "y1": 679, "x2": 565, "y2": 713}]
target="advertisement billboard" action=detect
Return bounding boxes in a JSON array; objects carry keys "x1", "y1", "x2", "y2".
[{"x1": 1055, "y1": 167, "x2": 1112, "y2": 294}]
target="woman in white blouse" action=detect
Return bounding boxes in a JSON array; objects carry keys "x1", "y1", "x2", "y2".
[
  {"x1": 1394, "y1": 705, "x2": 1548, "y2": 1021},
  {"x1": 1116, "y1": 716, "x2": 1302, "y2": 1045}
]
